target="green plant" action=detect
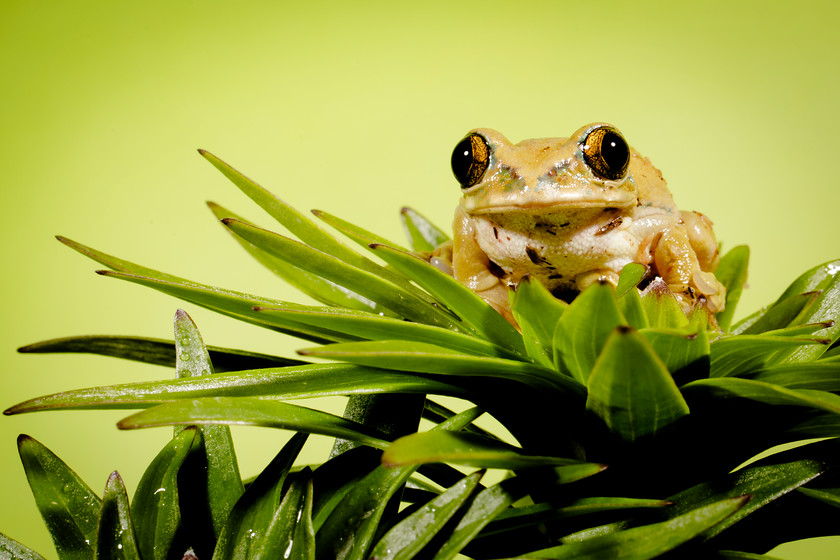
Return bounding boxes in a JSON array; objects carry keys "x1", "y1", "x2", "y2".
[{"x1": 4, "y1": 149, "x2": 840, "y2": 559}]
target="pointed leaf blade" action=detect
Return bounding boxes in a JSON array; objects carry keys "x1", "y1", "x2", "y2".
[
  {"x1": 173, "y1": 310, "x2": 244, "y2": 537},
  {"x1": 523, "y1": 496, "x2": 749, "y2": 559},
  {"x1": 315, "y1": 407, "x2": 482, "y2": 560},
  {"x1": 4, "y1": 363, "x2": 463, "y2": 415},
  {"x1": 222, "y1": 218, "x2": 459, "y2": 329},
  {"x1": 213, "y1": 433, "x2": 307, "y2": 560},
  {"x1": 208, "y1": 201, "x2": 387, "y2": 313},
  {"x1": 715, "y1": 245, "x2": 750, "y2": 332},
  {"x1": 131, "y1": 427, "x2": 197, "y2": 560},
  {"x1": 17, "y1": 435, "x2": 102, "y2": 560},
  {"x1": 369, "y1": 470, "x2": 484, "y2": 560},
  {"x1": 368, "y1": 243, "x2": 527, "y2": 354},
  {"x1": 401, "y1": 207, "x2": 450, "y2": 252},
  {"x1": 511, "y1": 276, "x2": 568, "y2": 367},
  {"x1": 17, "y1": 334, "x2": 303, "y2": 372},
  {"x1": 382, "y1": 431, "x2": 582, "y2": 469},
  {"x1": 554, "y1": 281, "x2": 626, "y2": 384},
  {"x1": 0, "y1": 532, "x2": 47, "y2": 560},
  {"x1": 299, "y1": 339, "x2": 581, "y2": 395},
  {"x1": 96, "y1": 472, "x2": 140, "y2": 560},
  {"x1": 117, "y1": 397, "x2": 391, "y2": 450},
  {"x1": 683, "y1": 377, "x2": 840, "y2": 415},
  {"x1": 586, "y1": 327, "x2": 690, "y2": 442}
]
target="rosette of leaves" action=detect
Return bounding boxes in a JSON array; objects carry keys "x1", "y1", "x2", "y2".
[{"x1": 5, "y1": 150, "x2": 840, "y2": 560}]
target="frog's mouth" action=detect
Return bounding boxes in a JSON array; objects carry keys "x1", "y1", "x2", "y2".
[
  {"x1": 466, "y1": 196, "x2": 637, "y2": 215},
  {"x1": 463, "y1": 179, "x2": 638, "y2": 214}
]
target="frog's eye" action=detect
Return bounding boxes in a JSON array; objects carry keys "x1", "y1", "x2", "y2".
[
  {"x1": 451, "y1": 133, "x2": 490, "y2": 189},
  {"x1": 582, "y1": 126, "x2": 630, "y2": 181}
]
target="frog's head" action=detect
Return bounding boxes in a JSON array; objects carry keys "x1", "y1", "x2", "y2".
[{"x1": 452, "y1": 123, "x2": 639, "y2": 214}]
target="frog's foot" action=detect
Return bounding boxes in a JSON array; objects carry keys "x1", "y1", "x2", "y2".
[
  {"x1": 575, "y1": 269, "x2": 621, "y2": 292},
  {"x1": 690, "y1": 270, "x2": 726, "y2": 313},
  {"x1": 429, "y1": 240, "x2": 455, "y2": 276}
]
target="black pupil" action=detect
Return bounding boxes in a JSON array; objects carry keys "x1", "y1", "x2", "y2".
[
  {"x1": 600, "y1": 132, "x2": 629, "y2": 174},
  {"x1": 451, "y1": 137, "x2": 475, "y2": 185},
  {"x1": 451, "y1": 134, "x2": 489, "y2": 188}
]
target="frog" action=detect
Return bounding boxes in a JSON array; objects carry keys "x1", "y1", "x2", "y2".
[{"x1": 432, "y1": 122, "x2": 726, "y2": 325}]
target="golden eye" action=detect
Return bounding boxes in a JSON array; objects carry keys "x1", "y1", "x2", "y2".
[
  {"x1": 582, "y1": 126, "x2": 630, "y2": 181},
  {"x1": 451, "y1": 133, "x2": 490, "y2": 189}
]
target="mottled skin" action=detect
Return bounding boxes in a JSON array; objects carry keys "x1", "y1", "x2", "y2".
[{"x1": 437, "y1": 123, "x2": 725, "y2": 325}]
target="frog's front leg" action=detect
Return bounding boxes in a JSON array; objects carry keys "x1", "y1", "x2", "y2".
[
  {"x1": 451, "y1": 205, "x2": 515, "y2": 323},
  {"x1": 653, "y1": 225, "x2": 726, "y2": 312}
]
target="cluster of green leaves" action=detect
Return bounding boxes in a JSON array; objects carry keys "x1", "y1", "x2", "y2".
[{"x1": 5, "y1": 150, "x2": 840, "y2": 559}]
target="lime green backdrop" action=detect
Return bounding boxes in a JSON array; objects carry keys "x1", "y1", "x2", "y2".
[{"x1": 2, "y1": 1, "x2": 839, "y2": 557}]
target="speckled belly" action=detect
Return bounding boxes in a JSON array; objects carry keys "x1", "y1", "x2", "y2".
[{"x1": 472, "y1": 209, "x2": 647, "y2": 290}]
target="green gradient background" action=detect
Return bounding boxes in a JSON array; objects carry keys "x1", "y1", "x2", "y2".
[{"x1": 2, "y1": 1, "x2": 839, "y2": 557}]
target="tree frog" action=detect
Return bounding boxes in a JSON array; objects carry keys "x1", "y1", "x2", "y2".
[{"x1": 434, "y1": 123, "x2": 725, "y2": 325}]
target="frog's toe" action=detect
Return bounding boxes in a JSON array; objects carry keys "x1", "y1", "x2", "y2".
[
  {"x1": 690, "y1": 270, "x2": 726, "y2": 313},
  {"x1": 575, "y1": 269, "x2": 620, "y2": 291}
]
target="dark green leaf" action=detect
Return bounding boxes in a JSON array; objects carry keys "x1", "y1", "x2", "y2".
[
  {"x1": 586, "y1": 327, "x2": 689, "y2": 442},
  {"x1": 131, "y1": 427, "x2": 197, "y2": 560},
  {"x1": 553, "y1": 281, "x2": 626, "y2": 384},
  {"x1": 312, "y1": 208, "x2": 408, "y2": 251},
  {"x1": 664, "y1": 442, "x2": 832, "y2": 541},
  {"x1": 254, "y1": 468, "x2": 316, "y2": 560},
  {"x1": 709, "y1": 334, "x2": 829, "y2": 378},
  {"x1": 749, "y1": 358, "x2": 840, "y2": 391},
  {"x1": 117, "y1": 397, "x2": 391, "y2": 449},
  {"x1": 432, "y1": 477, "x2": 531, "y2": 560},
  {"x1": 781, "y1": 272, "x2": 840, "y2": 363},
  {"x1": 368, "y1": 470, "x2": 484, "y2": 560},
  {"x1": 213, "y1": 433, "x2": 307, "y2": 560},
  {"x1": 315, "y1": 407, "x2": 482, "y2": 560},
  {"x1": 208, "y1": 201, "x2": 388, "y2": 314},
  {"x1": 97, "y1": 269, "x2": 354, "y2": 344},
  {"x1": 511, "y1": 276, "x2": 568, "y2": 367},
  {"x1": 683, "y1": 377, "x2": 840, "y2": 415},
  {"x1": 487, "y1": 497, "x2": 671, "y2": 535},
  {"x1": 17, "y1": 334, "x2": 304, "y2": 372},
  {"x1": 96, "y1": 471, "x2": 140, "y2": 560},
  {"x1": 199, "y1": 150, "x2": 374, "y2": 268},
  {"x1": 173, "y1": 310, "x2": 244, "y2": 536},
  {"x1": 519, "y1": 496, "x2": 748, "y2": 559},
  {"x1": 4, "y1": 363, "x2": 463, "y2": 415},
  {"x1": 17, "y1": 435, "x2": 101, "y2": 560},
  {"x1": 299, "y1": 340, "x2": 580, "y2": 395},
  {"x1": 400, "y1": 206, "x2": 449, "y2": 252},
  {"x1": 797, "y1": 486, "x2": 840, "y2": 509},
  {"x1": 715, "y1": 245, "x2": 750, "y2": 332},
  {"x1": 382, "y1": 431, "x2": 582, "y2": 469},
  {"x1": 56, "y1": 235, "x2": 368, "y2": 343},
  {"x1": 640, "y1": 325, "x2": 709, "y2": 379},
  {"x1": 255, "y1": 306, "x2": 517, "y2": 359},
  {"x1": 368, "y1": 243, "x2": 527, "y2": 355},
  {"x1": 734, "y1": 292, "x2": 818, "y2": 335},
  {"x1": 774, "y1": 258, "x2": 840, "y2": 305},
  {"x1": 222, "y1": 218, "x2": 459, "y2": 329},
  {"x1": 0, "y1": 532, "x2": 47, "y2": 560}
]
